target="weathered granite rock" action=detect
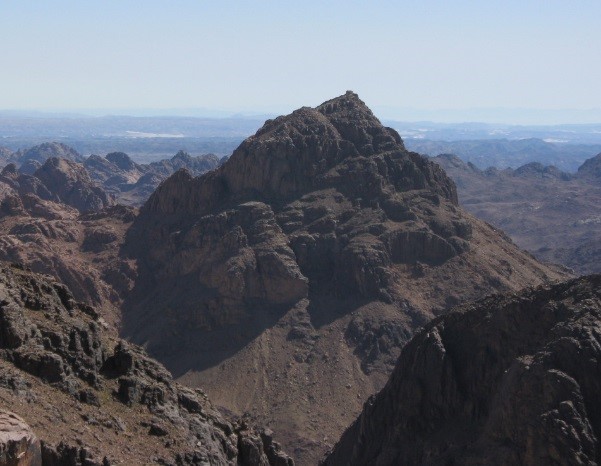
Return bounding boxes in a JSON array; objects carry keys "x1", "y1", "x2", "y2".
[
  {"x1": 0, "y1": 410, "x2": 41, "y2": 466},
  {"x1": 323, "y1": 275, "x2": 601, "y2": 466}
]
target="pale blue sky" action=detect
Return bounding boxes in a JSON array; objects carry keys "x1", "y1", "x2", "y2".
[{"x1": 1, "y1": 1, "x2": 600, "y2": 123}]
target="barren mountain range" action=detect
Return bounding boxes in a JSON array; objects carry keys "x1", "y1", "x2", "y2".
[
  {"x1": 0, "y1": 143, "x2": 222, "y2": 206},
  {"x1": 434, "y1": 153, "x2": 601, "y2": 275},
  {"x1": 0, "y1": 92, "x2": 594, "y2": 465}
]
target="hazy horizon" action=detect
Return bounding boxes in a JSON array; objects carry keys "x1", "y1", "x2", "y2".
[
  {"x1": 1, "y1": 1, "x2": 600, "y2": 125},
  {"x1": 2, "y1": 104, "x2": 601, "y2": 127}
]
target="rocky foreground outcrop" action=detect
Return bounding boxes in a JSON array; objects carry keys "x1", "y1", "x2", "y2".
[
  {"x1": 123, "y1": 92, "x2": 565, "y2": 464},
  {"x1": 0, "y1": 263, "x2": 292, "y2": 465},
  {"x1": 0, "y1": 410, "x2": 41, "y2": 465},
  {"x1": 323, "y1": 274, "x2": 601, "y2": 466}
]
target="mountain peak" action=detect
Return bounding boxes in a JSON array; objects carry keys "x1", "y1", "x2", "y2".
[
  {"x1": 106, "y1": 151, "x2": 137, "y2": 171},
  {"x1": 317, "y1": 90, "x2": 370, "y2": 116},
  {"x1": 216, "y1": 92, "x2": 410, "y2": 200},
  {"x1": 316, "y1": 91, "x2": 404, "y2": 155}
]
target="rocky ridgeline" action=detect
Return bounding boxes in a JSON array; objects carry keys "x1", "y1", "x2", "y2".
[
  {"x1": 0, "y1": 264, "x2": 292, "y2": 465},
  {"x1": 323, "y1": 275, "x2": 601, "y2": 465},
  {"x1": 0, "y1": 142, "x2": 221, "y2": 207},
  {"x1": 123, "y1": 92, "x2": 563, "y2": 463}
]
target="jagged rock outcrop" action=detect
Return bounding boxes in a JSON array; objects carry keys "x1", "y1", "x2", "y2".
[
  {"x1": 0, "y1": 410, "x2": 41, "y2": 465},
  {"x1": 0, "y1": 158, "x2": 133, "y2": 331},
  {"x1": 323, "y1": 275, "x2": 601, "y2": 466},
  {"x1": 0, "y1": 263, "x2": 292, "y2": 465},
  {"x1": 0, "y1": 157, "x2": 113, "y2": 217},
  {"x1": 123, "y1": 92, "x2": 564, "y2": 464}
]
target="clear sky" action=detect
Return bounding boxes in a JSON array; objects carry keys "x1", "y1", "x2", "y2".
[{"x1": 1, "y1": 1, "x2": 600, "y2": 123}]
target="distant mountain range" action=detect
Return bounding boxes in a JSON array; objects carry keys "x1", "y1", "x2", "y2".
[
  {"x1": 0, "y1": 142, "x2": 222, "y2": 206},
  {"x1": 407, "y1": 138, "x2": 601, "y2": 172},
  {"x1": 434, "y1": 152, "x2": 601, "y2": 275}
]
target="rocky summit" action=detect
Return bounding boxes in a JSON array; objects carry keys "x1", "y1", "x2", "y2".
[
  {"x1": 323, "y1": 274, "x2": 601, "y2": 466},
  {"x1": 0, "y1": 263, "x2": 292, "y2": 465},
  {"x1": 123, "y1": 92, "x2": 565, "y2": 464}
]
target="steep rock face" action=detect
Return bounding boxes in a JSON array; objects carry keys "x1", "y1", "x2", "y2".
[
  {"x1": 0, "y1": 264, "x2": 292, "y2": 466},
  {"x1": 124, "y1": 92, "x2": 565, "y2": 464},
  {"x1": 34, "y1": 158, "x2": 113, "y2": 213},
  {"x1": 323, "y1": 275, "x2": 601, "y2": 466}
]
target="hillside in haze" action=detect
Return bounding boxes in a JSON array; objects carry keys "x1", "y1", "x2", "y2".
[
  {"x1": 0, "y1": 143, "x2": 223, "y2": 206},
  {"x1": 407, "y1": 138, "x2": 601, "y2": 172},
  {"x1": 434, "y1": 153, "x2": 601, "y2": 275}
]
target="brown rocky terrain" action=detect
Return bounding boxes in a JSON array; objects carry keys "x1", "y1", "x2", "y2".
[
  {"x1": 323, "y1": 274, "x2": 601, "y2": 466},
  {"x1": 0, "y1": 142, "x2": 221, "y2": 207},
  {"x1": 123, "y1": 92, "x2": 566, "y2": 464},
  {"x1": 0, "y1": 159, "x2": 130, "y2": 332},
  {"x1": 0, "y1": 263, "x2": 292, "y2": 465},
  {"x1": 434, "y1": 153, "x2": 601, "y2": 274}
]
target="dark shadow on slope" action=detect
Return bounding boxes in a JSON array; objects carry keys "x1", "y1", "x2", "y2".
[{"x1": 121, "y1": 270, "x2": 296, "y2": 378}]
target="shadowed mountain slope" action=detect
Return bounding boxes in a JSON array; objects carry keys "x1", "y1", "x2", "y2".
[{"x1": 323, "y1": 274, "x2": 601, "y2": 466}]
